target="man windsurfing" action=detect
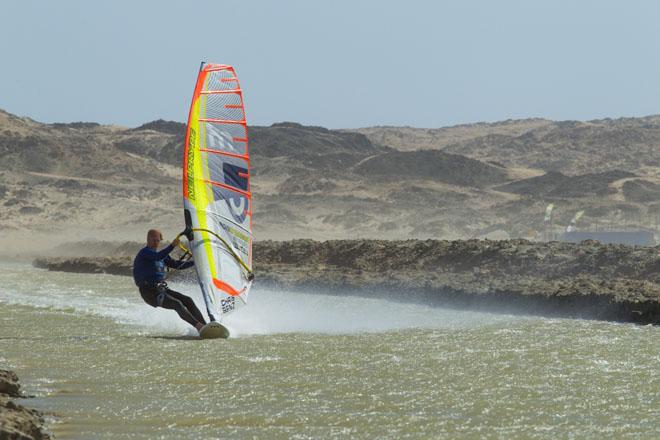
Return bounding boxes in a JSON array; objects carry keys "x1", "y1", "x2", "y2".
[{"x1": 133, "y1": 229, "x2": 207, "y2": 332}]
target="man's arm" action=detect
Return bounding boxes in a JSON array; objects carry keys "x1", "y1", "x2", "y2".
[
  {"x1": 151, "y1": 237, "x2": 180, "y2": 261},
  {"x1": 140, "y1": 244, "x2": 175, "y2": 261},
  {"x1": 164, "y1": 256, "x2": 194, "y2": 270},
  {"x1": 154, "y1": 244, "x2": 175, "y2": 260},
  {"x1": 178, "y1": 260, "x2": 195, "y2": 270}
]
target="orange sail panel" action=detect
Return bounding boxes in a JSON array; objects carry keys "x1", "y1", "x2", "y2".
[{"x1": 182, "y1": 62, "x2": 252, "y2": 321}]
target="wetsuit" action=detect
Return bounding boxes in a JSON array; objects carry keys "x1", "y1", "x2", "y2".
[{"x1": 133, "y1": 244, "x2": 206, "y2": 328}]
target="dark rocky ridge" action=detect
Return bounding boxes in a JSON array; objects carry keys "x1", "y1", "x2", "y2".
[
  {"x1": 496, "y1": 170, "x2": 637, "y2": 198},
  {"x1": 354, "y1": 150, "x2": 509, "y2": 188},
  {"x1": 623, "y1": 179, "x2": 660, "y2": 203},
  {"x1": 132, "y1": 119, "x2": 186, "y2": 135},
  {"x1": 34, "y1": 239, "x2": 660, "y2": 325},
  {"x1": 252, "y1": 122, "x2": 379, "y2": 159}
]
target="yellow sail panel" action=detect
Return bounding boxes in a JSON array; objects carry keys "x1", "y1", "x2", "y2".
[{"x1": 182, "y1": 62, "x2": 252, "y2": 320}]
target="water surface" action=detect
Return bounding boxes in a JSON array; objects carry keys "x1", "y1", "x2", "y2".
[{"x1": 1, "y1": 262, "x2": 658, "y2": 439}]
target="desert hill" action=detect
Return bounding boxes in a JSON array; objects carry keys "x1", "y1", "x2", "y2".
[
  {"x1": 0, "y1": 108, "x2": 658, "y2": 252},
  {"x1": 495, "y1": 170, "x2": 637, "y2": 198},
  {"x1": 349, "y1": 118, "x2": 554, "y2": 152},
  {"x1": 353, "y1": 116, "x2": 660, "y2": 175}
]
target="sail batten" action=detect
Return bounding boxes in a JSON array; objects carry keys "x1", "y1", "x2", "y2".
[
  {"x1": 200, "y1": 90, "x2": 242, "y2": 94},
  {"x1": 198, "y1": 149, "x2": 249, "y2": 160},
  {"x1": 182, "y1": 62, "x2": 252, "y2": 321},
  {"x1": 199, "y1": 118, "x2": 247, "y2": 124},
  {"x1": 204, "y1": 180, "x2": 251, "y2": 197}
]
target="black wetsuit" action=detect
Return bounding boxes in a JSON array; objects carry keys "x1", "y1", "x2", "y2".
[{"x1": 133, "y1": 244, "x2": 206, "y2": 328}]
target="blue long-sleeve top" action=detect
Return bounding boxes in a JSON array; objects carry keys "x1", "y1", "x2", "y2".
[{"x1": 132, "y1": 244, "x2": 195, "y2": 286}]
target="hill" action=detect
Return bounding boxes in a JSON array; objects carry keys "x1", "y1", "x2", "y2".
[
  {"x1": 1, "y1": 108, "x2": 658, "y2": 251},
  {"x1": 351, "y1": 116, "x2": 660, "y2": 175}
]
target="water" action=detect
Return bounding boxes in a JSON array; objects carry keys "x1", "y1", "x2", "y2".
[{"x1": 1, "y1": 262, "x2": 659, "y2": 439}]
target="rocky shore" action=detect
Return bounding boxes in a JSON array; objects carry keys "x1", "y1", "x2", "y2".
[
  {"x1": 0, "y1": 369, "x2": 50, "y2": 440},
  {"x1": 33, "y1": 238, "x2": 660, "y2": 324}
]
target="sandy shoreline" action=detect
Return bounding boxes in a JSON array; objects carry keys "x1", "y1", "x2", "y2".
[{"x1": 33, "y1": 238, "x2": 660, "y2": 325}]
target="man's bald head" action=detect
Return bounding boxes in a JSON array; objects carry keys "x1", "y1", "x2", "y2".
[{"x1": 147, "y1": 229, "x2": 163, "y2": 249}]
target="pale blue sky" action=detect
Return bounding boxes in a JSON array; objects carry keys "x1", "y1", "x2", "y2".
[{"x1": 1, "y1": 0, "x2": 659, "y2": 128}]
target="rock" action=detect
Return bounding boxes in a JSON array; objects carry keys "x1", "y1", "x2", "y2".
[
  {"x1": 0, "y1": 369, "x2": 20, "y2": 397},
  {"x1": 0, "y1": 369, "x2": 50, "y2": 440}
]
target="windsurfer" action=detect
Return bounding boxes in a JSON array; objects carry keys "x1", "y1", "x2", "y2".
[{"x1": 133, "y1": 229, "x2": 207, "y2": 331}]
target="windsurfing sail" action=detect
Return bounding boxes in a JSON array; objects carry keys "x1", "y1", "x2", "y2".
[
  {"x1": 542, "y1": 203, "x2": 556, "y2": 241},
  {"x1": 566, "y1": 210, "x2": 585, "y2": 233},
  {"x1": 543, "y1": 203, "x2": 555, "y2": 223},
  {"x1": 182, "y1": 62, "x2": 253, "y2": 322}
]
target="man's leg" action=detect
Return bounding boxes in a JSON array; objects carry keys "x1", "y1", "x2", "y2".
[
  {"x1": 157, "y1": 289, "x2": 204, "y2": 329},
  {"x1": 164, "y1": 288, "x2": 208, "y2": 325},
  {"x1": 138, "y1": 285, "x2": 159, "y2": 307}
]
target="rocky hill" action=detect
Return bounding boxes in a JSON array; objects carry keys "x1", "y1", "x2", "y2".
[
  {"x1": 349, "y1": 119, "x2": 554, "y2": 152},
  {"x1": 1, "y1": 108, "x2": 659, "y2": 251},
  {"x1": 495, "y1": 170, "x2": 637, "y2": 198},
  {"x1": 354, "y1": 116, "x2": 660, "y2": 175}
]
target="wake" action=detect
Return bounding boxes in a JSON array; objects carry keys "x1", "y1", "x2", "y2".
[
  {"x1": 169, "y1": 284, "x2": 517, "y2": 337},
  {"x1": 0, "y1": 263, "x2": 517, "y2": 337}
]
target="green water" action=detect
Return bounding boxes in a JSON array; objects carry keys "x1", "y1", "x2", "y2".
[{"x1": 1, "y1": 262, "x2": 659, "y2": 439}]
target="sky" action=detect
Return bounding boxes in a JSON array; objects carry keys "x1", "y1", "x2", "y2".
[{"x1": 1, "y1": 0, "x2": 660, "y2": 128}]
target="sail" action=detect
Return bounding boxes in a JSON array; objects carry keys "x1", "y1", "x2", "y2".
[
  {"x1": 182, "y1": 62, "x2": 253, "y2": 322},
  {"x1": 566, "y1": 210, "x2": 585, "y2": 233},
  {"x1": 543, "y1": 203, "x2": 555, "y2": 222}
]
